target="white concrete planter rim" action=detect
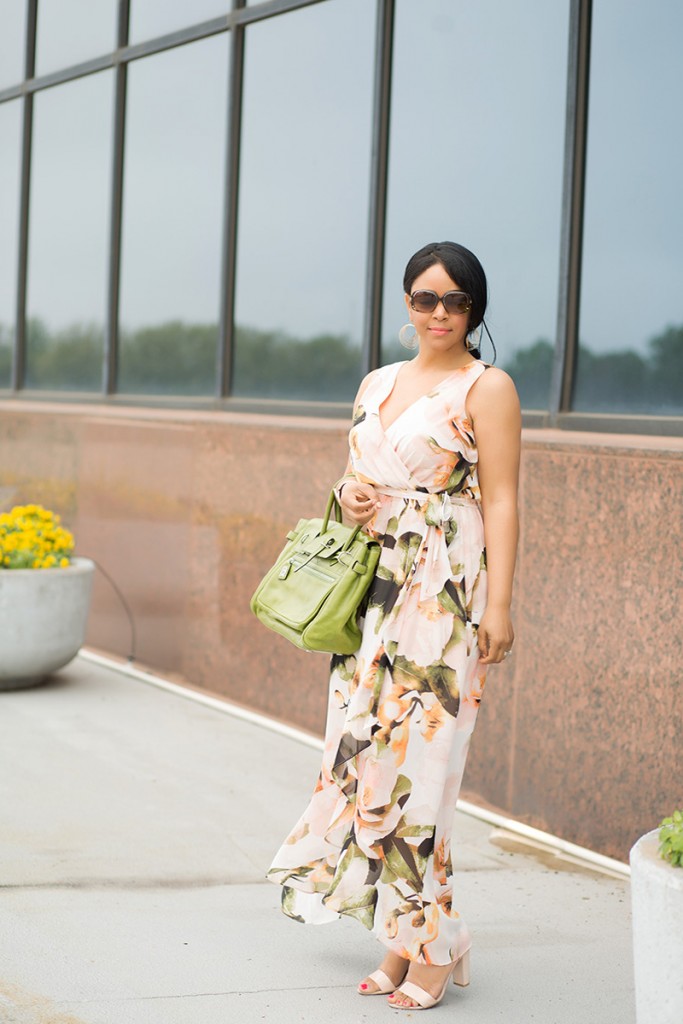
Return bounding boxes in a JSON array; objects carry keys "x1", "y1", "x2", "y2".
[
  {"x1": 631, "y1": 828, "x2": 683, "y2": 892},
  {"x1": 0, "y1": 556, "x2": 94, "y2": 576},
  {"x1": 630, "y1": 827, "x2": 683, "y2": 1023}
]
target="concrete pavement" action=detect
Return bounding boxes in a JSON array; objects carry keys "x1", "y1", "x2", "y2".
[{"x1": 0, "y1": 655, "x2": 635, "y2": 1023}]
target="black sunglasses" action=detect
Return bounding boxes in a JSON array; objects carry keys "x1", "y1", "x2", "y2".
[{"x1": 410, "y1": 289, "x2": 472, "y2": 316}]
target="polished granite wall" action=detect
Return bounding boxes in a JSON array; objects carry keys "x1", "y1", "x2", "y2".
[{"x1": 1, "y1": 400, "x2": 681, "y2": 862}]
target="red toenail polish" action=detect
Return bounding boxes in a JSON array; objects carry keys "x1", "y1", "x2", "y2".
[{"x1": 360, "y1": 984, "x2": 367, "y2": 990}]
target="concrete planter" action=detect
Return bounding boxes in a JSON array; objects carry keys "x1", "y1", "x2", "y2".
[
  {"x1": 630, "y1": 829, "x2": 683, "y2": 1024},
  {"x1": 0, "y1": 557, "x2": 95, "y2": 690}
]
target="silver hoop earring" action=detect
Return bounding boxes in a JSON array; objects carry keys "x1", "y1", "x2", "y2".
[
  {"x1": 466, "y1": 324, "x2": 483, "y2": 351},
  {"x1": 399, "y1": 323, "x2": 419, "y2": 350}
]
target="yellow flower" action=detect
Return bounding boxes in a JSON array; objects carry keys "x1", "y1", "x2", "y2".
[{"x1": 0, "y1": 503, "x2": 74, "y2": 570}]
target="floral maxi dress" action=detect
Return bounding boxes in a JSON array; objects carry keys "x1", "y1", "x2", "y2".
[{"x1": 267, "y1": 359, "x2": 490, "y2": 966}]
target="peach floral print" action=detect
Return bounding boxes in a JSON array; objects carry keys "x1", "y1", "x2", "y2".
[{"x1": 268, "y1": 360, "x2": 489, "y2": 966}]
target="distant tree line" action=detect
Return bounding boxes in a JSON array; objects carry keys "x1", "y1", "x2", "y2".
[
  {"x1": 0, "y1": 318, "x2": 681, "y2": 414},
  {"x1": 504, "y1": 326, "x2": 682, "y2": 413},
  {"x1": 0, "y1": 319, "x2": 362, "y2": 400}
]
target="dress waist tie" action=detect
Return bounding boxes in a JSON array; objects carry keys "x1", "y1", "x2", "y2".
[
  {"x1": 372, "y1": 487, "x2": 481, "y2": 605},
  {"x1": 374, "y1": 486, "x2": 480, "y2": 511}
]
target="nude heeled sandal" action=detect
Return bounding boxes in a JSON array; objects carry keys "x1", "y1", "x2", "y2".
[
  {"x1": 357, "y1": 965, "x2": 408, "y2": 996},
  {"x1": 389, "y1": 948, "x2": 470, "y2": 1010}
]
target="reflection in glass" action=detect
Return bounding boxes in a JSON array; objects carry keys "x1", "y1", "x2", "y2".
[
  {"x1": 25, "y1": 73, "x2": 114, "y2": 391},
  {"x1": 382, "y1": 0, "x2": 568, "y2": 410},
  {"x1": 118, "y1": 37, "x2": 228, "y2": 395},
  {"x1": 234, "y1": 0, "x2": 373, "y2": 401},
  {"x1": 0, "y1": 0, "x2": 27, "y2": 89},
  {"x1": 575, "y1": 0, "x2": 683, "y2": 415},
  {"x1": 35, "y1": 0, "x2": 118, "y2": 76},
  {"x1": 0, "y1": 101, "x2": 22, "y2": 388},
  {"x1": 129, "y1": 0, "x2": 229, "y2": 44}
]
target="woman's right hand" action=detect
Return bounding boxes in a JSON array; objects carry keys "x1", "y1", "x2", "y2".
[{"x1": 339, "y1": 480, "x2": 381, "y2": 526}]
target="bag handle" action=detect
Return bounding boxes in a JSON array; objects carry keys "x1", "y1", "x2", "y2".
[{"x1": 321, "y1": 490, "x2": 361, "y2": 550}]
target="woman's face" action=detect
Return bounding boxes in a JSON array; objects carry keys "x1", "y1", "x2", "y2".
[{"x1": 404, "y1": 262, "x2": 471, "y2": 354}]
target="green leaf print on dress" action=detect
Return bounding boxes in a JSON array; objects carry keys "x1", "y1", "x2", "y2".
[
  {"x1": 427, "y1": 438, "x2": 472, "y2": 495},
  {"x1": 281, "y1": 884, "x2": 307, "y2": 923},
  {"x1": 268, "y1": 360, "x2": 490, "y2": 966},
  {"x1": 438, "y1": 578, "x2": 467, "y2": 622},
  {"x1": 323, "y1": 839, "x2": 378, "y2": 928},
  {"x1": 391, "y1": 655, "x2": 460, "y2": 718}
]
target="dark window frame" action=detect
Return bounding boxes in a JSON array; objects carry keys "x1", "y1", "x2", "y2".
[{"x1": 0, "y1": 0, "x2": 680, "y2": 435}]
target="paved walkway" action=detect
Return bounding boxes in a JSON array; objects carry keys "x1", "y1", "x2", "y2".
[{"x1": 0, "y1": 656, "x2": 635, "y2": 1024}]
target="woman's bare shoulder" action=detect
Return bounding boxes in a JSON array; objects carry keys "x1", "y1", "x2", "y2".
[
  {"x1": 477, "y1": 363, "x2": 515, "y2": 387},
  {"x1": 470, "y1": 365, "x2": 519, "y2": 402},
  {"x1": 467, "y1": 366, "x2": 521, "y2": 429}
]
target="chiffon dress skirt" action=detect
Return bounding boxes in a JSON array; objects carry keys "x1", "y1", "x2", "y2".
[{"x1": 268, "y1": 359, "x2": 490, "y2": 966}]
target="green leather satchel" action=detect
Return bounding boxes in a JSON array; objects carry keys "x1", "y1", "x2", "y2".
[{"x1": 250, "y1": 490, "x2": 381, "y2": 654}]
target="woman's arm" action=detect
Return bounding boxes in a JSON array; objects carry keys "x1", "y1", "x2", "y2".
[
  {"x1": 336, "y1": 371, "x2": 381, "y2": 526},
  {"x1": 467, "y1": 367, "x2": 521, "y2": 664}
]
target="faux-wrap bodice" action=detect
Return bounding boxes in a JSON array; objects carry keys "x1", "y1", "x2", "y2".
[{"x1": 347, "y1": 359, "x2": 488, "y2": 613}]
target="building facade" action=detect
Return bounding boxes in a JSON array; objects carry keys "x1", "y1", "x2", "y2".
[{"x1": 1, "y1": 0, "x2": 681, "y2": 860}]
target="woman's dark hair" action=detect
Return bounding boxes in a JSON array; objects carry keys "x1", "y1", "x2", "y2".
[{"x1": 403, "y1": 241, "x2": 494, "y2": 360}]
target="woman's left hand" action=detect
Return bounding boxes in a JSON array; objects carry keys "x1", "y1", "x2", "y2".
[{"x1": 477, "y1": 606, "x2": 515, "y2": 664}]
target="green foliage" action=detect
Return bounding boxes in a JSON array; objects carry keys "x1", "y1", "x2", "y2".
[
  {"x1": 0, "y1": 346, "x2": 11, "y2": 386},
  {"x1": 25, "y1": 319, "x2": 104, "y2": 390},
  {"x1": 503, "y1": 338, "x2": 554, "y2": 409},
  {"x1": 0, "y1": 321, "x2": 14, "y2": 386},
  {"x1": 119, "y1": 320, "x2": 362, "y2": 399},
  {"x1": 0, "y1": 317, "x2": 681, "y2": 413},
  {"x1": 234, "y1": 325, "x2": 360, "y2": 401},
  {"x1": 658, "y1": 809, "x2": 683, "y2": 867},
  {"x1": 0, "y1": 319, "x2": 362, "y2": 400},
  {"x1": 382, "y1": 338, "x2": 407, "y2": 366},
  {"x1": 648, "y1": 325, "x2": 683, "y2": 409},
  {"x1": 119, "y1": 320, "x2": 217, "y2": 395},
  {"x1": 573, "y1": 345, "x2": 650, "y2": 413}
]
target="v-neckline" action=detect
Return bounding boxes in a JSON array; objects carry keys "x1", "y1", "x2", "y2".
[{"x1": 378, "y1": 360, "x2": 479, "y2": 434}]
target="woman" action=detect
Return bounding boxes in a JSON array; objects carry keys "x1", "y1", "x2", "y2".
[{"x1": 268, "y1": 241, "x2": 521, "y2": 1010}]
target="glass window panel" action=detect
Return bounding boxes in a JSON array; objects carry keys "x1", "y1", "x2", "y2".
[
  {"x1": 233, "y1": 0, "x2": 374, "y2": 401},
  {"x1": 575, "y1": 0, "x2": 683, "y2": 415},
  {"x1": 118, "y1": 36, "x2": 228, "y2": 395},
  {"x1": 129, "y1": 0, "x2": 229, "y2": 44},
  {"x1": 0, "y1": 0, "x2": 27, "y2": 88},
  {"x1": 382, "y1": 0, "x2": 568, "y2": 411},
  {"x1": 25, "y1": 72, "x2": 114, "y2": 391},
  {"x1": 35, "y1": 0, "x2": 118, "y2": 76},
  {"x1": 0, "y1": 101, "x2": 22, "y2": 388}
]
